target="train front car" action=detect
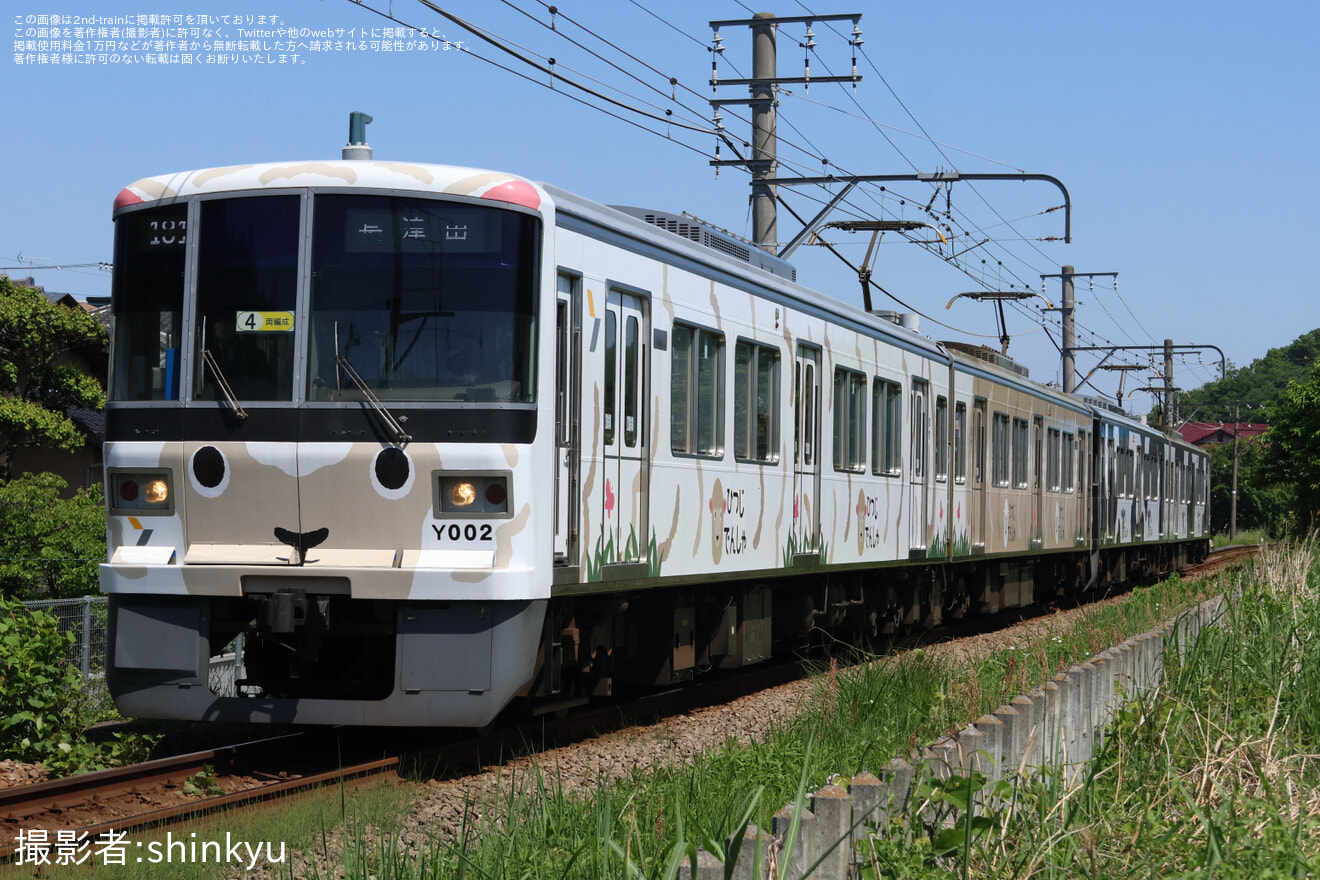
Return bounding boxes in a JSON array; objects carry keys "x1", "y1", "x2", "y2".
[{"x1": 102, "y1": 162, "x2": 555, "y2": 726}]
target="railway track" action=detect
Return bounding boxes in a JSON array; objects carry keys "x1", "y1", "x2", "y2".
[
  {"x1": 1187, "y1": 541, "x2": 1257, "y2": 574},
  {"x1": 0, "y1": 731, "x2": 399, "y2": 860},
  {"x1": 0, "y1": 544, "x2": 1257, "y2": 861}
]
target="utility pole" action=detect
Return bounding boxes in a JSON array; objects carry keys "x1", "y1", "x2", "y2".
[
  {"x1": 709, "y1": 13, "x2": 863, "y2": 254},
  {"x1": 1231, "y1": 401, "x2": 1240, "y2": 540},
  {"x1": 1040, "y1": 267, "x2": 1117, "y2": 394},
  {"x1": 709, "y1": 16, "x2": 1074, "y2": 269},
  {"x1": 1163, "y1": 338, "x2": 1175, "y2": 429},
  {"x1": 751, "y1": 14, "x2": 777, "y2": 253},
  {"x1": 1063, "y1": 267, "x2": 1075, "y2": 392}
]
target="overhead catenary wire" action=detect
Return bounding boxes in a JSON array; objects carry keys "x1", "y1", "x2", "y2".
[
  {"x1": 397, "y1": 0, "x2": 1065, "y2": 303},
  {"x1": 786, "y1": 3, "x2": 1067, "y2": 297},
  {"x1": 503, "y1": 0, "x2": 717, "y2": 130},
  {"x1": 362, "y1": 0, "x2": 723, "y2": 140},
  {"x1": 348, "y1": 2, "x2": 1142, "y2": 394}
]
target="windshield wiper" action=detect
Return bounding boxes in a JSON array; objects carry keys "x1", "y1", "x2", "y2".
[
  {"x1": 335, "y1": 355, "x2": 411, "y2": 443},
  {"x1": 201, "y1": 348, "x2": 249, "y2": 420}
]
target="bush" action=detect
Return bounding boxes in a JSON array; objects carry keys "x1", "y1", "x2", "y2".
[
  {"x1": 0, "y1": 594, "x2": 94, "y2": 770},
  {"x1": 0, "y1": 473, "x2": 105, "y2": 599}
]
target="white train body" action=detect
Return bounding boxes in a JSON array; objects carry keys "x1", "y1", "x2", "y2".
[{"x1": 102, "y1": 159, "x2": 1209, "y2": 727}]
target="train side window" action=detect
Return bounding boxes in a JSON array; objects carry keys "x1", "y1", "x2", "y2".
[
  {"x1": 734, "y1": 341, "x2": 781, "y2": 463},
  {"x1": 871, "y1": 380, "x2": 902, "y2": 476},
  {"x1": 992, "y1": 413, "x2": 1011, "y2": 487},
  {"x1": 1046, "y1": 428, "x2": 1061, "y2": 492},
  {"x1": 934, "y1": 396, "x2": 949, "y2": 481},
  {"x1": 623, "y1": 314, "x2": 639, "y2": 448},
  {"x1": 1063, "y1": 431, "x2": 1076, "y2": 493},
  {"x1": 671, "y1": 323, "x2": 724, "y2": 457},
  {"x1": 1115, "y1": 441, "x2": 1124, "y2": 498},
  {"x1": 832, "y1": 368, "x2": 866, "y2": 472},
  {"x1": 1032, "y1": 418, "x2": 1043, "y2": 491},
  {"x1": 972, "y1": 404, "x2": 985, "y2": 485},
  {"x1": 801, "y1": 361, "x2": 816, "y2": 466},
  {"x1": 604, "y1": 310, "x2": 617, "y2": 445},
  {"x1": 555, "y1": 296, "x2": 568, "y2": 443},
  {"x1": 954, "y1": 402, "x2": 967, "y2": 483},
  {"x1": 1011, "y1": 417, "x2": 1029, "y2": 489}
]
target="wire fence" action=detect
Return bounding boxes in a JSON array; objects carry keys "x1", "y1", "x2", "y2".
[
  {"x1": 19, "y1": 596, "x2": 245, "y2": 702},
  {"x1": 22, "y1": 595, "x2": 106, "y2": 677}
]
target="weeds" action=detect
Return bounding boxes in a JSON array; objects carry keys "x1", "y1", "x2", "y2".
[
  {"x1": 43, "y1": 546, "x2": 1309, "y2": 879},
  {"x1": 859, "y1": 541, "x2": 1320, "y2": 878}
]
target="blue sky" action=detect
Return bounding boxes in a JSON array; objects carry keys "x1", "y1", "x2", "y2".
[{"x1": 7, "y1": 0, "x2": 1317, "y2": 413}]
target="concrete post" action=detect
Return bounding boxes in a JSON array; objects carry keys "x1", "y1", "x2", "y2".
[
  {"x1": 726, "y1": 824, "x2": 771, "y2": 880},
  {"x1": 1083, "y1": 662, "x2": 1100, "y2": 757},
  {"x1": 1038, "y1": 679, "x2": 1065, "y2": 768},
  {"x1": 772, "y1": 804, "x2": 816, "y2": 880},
  {"x1": 1130, "y1": 636, "x2": 1145, "y2": 695},
  {"x1": 1148, "y1": 630, "x2": 1166, "y2": 690},
  {"x1": 1055, "y1": 669, "x2": 1084, "y2": 769},
  {"x1": 849, "y1": 772, "x2": 885, "y2": 831},
  {"x1": 992, "y1": 703, "x2": 1022, "y2": 776},
  {"x1": 809, "y1": 784, "x2": 852, "y2": 880},
  {"x1": 973, "y1": 714, "x2": 1005, "y2": 781},
  {"x1": 928, "y1": 736, "x2": 957, "y2": 780},
  {"x1": 1011, "y1": 693, "x2": 1043, "y2": 770},
  {"x1": 1091, "y1": 651, "x2": 1115, "y2": 735},
  {"x1": 676, "y1": 848, "x2": 724, "y2": 880},
  {"x1": 882, "y1": 757, "x2": 915, "y2": 814},
  {"x1": 957, "y1": 725, "x2": 988, "y2": 776},
  {"x1": 1029, "y1": 686, "x2": 1055, "y2": 768}
]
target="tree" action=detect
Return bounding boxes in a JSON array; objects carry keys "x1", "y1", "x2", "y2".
[
  {"x1": 0, "y1": 473, "x2": 105, "y2": 599},
  {"x1": 1182, "y1": 328, "x2": 1320, "y2": 416},
  {"x1": 1205, "y1": 441, "x2": 1294, "y2": 537},
  {"x1": 1172, "y1": 327, "x2": 1319, "y2": 537},
  {"x1": 0, "y1": 275, "x2": 107, "y2": 479},
  {"x1": 1262, "y1": 361, "x2": 1320, "y2": 534}
]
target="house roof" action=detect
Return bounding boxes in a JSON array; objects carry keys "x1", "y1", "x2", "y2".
[
  {"x1": 66, "y1": 406, "x2": 106, "y2": 441},
  {"x1": 1177, "y1": 422, "x2": 1270, "y2": 446}
]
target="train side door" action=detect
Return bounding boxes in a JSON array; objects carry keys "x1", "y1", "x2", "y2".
[
  {"x1": 1032, "y1": 416, "x2": 1044, "y2": 546},
  {"x1": 792, "y1": 346, "x2": 820, "y2": 556},
  {"x1": 553, "y1": 275, "x2": 579, "y2": 564},
  {"x1": 1076, "y1": 429, "x2": 1089, "y2": 544},
  {"x1": 603, "y1": 289, "x2": 648, "y2": 563},
  {"x1": 910, "y1": 379, "x2": 929, "y2": 551},
  {"x1": 970, "y1": 399, "x2": 987, "y2": 549}
]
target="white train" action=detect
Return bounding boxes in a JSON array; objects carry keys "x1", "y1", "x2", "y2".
[{"x1": 102, "y1": 148, "x2": 1210, "y2": 726}]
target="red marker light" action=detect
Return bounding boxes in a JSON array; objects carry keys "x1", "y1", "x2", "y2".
[
  {"x1": 485, "y1": 482, "x2": 507, "y2": 506},
  {"x1": 119, "y1": 480, "x2": 139, "y2": 502}
]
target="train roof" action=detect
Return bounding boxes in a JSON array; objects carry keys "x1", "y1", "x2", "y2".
[
  {"x1": 111, "y1": 159, "x2": 1147, "y2": 425},
  {"x1": 112, "y1": 160, "x2": 549, "y2": 214},
  {"x1": 1087, "y1": 403, "x2": 1206, "y2": 453}
]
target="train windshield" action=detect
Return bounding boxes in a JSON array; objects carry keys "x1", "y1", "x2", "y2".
[
  {"x1": 109, "y1": 204, "x2": 186, "y2": 401},
  {"x1": 308, "y1": 195, "x2": 540, "y2": 403},
  {"x1": 194, "y1": 195, "x2": 301, "y2": 402}
]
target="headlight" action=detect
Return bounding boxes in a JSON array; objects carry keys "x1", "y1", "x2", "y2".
[
  {"x1": 144, "y1": 478, "x2": 170, "y2": 504},
  {"x1": 108, "y1": 470, "x2": 174, "y2": 515},
  {"x1": 437, "y1": 474, "x2": 510, "y2": 516},
  {"x1": 449, "y1": 481, "x2": 477, "y2": 507}
]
